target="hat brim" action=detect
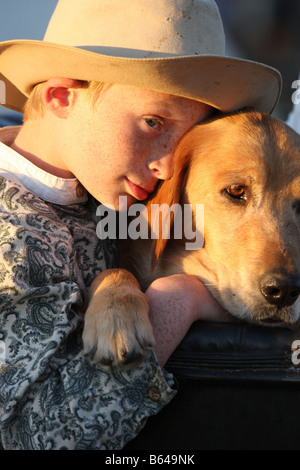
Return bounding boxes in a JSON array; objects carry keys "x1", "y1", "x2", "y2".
[{"x1": 0, "y1": 40, "x2": 282, "y2": 114}]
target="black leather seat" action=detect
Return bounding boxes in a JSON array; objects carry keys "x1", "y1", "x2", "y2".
[{"x1": 125, "y1": 321, "x2": 300, "y2": 450}]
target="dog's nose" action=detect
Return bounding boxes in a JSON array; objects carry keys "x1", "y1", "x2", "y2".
[{"x1": 260, "y1": 272, "x2": 300, "y2": 307}]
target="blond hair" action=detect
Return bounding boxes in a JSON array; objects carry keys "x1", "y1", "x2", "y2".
[{"x1": 23, "y1": 80, "x2": 111, "y2": 121}]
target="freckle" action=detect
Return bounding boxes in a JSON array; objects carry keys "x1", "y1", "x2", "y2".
[{"x1": 164, "y1": 143, "x2": 168, "y2": 149}]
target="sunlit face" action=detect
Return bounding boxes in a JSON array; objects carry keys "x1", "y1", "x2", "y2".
[{"x1": 62, "y1": 84, "x2": 213, "y2": 209}]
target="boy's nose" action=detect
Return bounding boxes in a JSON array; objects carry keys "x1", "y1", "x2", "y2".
[{"x1": 148, "y1": 154, "x2": 174, "y2": 181}]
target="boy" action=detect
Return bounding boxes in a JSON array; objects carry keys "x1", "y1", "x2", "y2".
[{"x1": 0, "y1": 0, "x2": 281, "y2": 449}]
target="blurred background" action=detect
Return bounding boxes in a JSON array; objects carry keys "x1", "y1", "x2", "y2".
[
  {"x1": 216, "y1": 0, "x2": 300, "y2": 120},
  {"x1": 0, "y1": 0, "x2": 299, "y2": 126}
]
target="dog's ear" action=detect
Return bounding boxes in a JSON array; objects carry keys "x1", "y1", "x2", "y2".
[{"x1": 147, "y1": 134, "x2": 193, "y2": 269}]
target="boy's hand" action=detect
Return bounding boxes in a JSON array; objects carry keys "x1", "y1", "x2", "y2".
[{"x1": 146, "y1": 274, "x2": 234, "y2": 367}]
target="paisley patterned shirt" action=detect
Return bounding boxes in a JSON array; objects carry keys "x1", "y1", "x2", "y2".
[{"x1": 0, "y1": 127, "x2": 176, "y2": 450}]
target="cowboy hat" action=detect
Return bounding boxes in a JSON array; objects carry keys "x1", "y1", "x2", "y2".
[{"x1": 0, "y1": 0, "x2": 281, "y2": 114}]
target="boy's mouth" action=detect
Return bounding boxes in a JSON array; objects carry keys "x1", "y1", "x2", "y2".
[{"x1": 126, "y1": 178, "x2": 155, "y2": 201}]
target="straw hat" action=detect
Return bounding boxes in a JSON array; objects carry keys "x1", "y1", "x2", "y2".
[{"x1": 0, "y1": 0, "x2": 281, "y2": 114}]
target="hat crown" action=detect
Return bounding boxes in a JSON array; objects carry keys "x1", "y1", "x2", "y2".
[{"x1": 44, "y1": 0, "x2": 225, "y2": 58}]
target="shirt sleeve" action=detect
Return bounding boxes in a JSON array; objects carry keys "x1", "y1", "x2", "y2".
[{"x1": 0, "y1": 178, "x2": 176, "y2": 450}]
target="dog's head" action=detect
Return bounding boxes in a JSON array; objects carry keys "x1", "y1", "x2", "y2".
[{"x1": 148, "y1": 109, "x2": 300, "y2": 326}]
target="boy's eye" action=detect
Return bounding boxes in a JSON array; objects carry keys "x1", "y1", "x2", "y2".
[{"x1": 145, "y1": 117, "x2": 162, "y2": 130}]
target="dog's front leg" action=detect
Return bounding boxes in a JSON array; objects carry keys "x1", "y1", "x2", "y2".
[{"x1": 82, "y1": 268, "x2": 155, "y2": 366}]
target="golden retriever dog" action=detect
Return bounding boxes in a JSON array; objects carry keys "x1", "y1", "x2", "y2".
[{"x1": 83, "y1": 109, "x2": 300, "y2": 365}]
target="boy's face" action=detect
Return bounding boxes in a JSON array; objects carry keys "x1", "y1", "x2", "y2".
[{"x1": 64, "y1": 84, "x2": 212, "y2": 209}]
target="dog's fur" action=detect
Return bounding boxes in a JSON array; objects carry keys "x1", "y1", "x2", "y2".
[{"x1": 83, "y1": 109, "x2": 300, "y2": 365}]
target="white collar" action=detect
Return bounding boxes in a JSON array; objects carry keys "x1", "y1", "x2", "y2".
[{"x1": 0, "y1": 126, "x2": 88, "y2": 205}]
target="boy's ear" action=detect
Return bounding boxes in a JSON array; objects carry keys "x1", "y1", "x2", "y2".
[{"x1": 42, "y1": 78, "x2": 83, "y2": 118}]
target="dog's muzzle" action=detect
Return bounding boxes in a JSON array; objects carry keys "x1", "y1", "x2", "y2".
[{"x1": 260, "y1": 270, "x2": 300, "y2": 308}]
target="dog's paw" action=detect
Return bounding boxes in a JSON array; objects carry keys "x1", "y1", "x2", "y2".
[{"x1": 82, "y1": 284, "x2": 155, "y2": 367}]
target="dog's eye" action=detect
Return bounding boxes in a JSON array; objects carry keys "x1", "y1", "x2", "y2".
[{"x1": 225, "y1": 185, "x2": 246, "y2": 200}]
